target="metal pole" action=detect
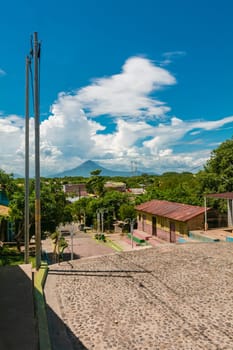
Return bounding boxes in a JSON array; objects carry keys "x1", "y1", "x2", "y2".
[
  {"x1": 130, "y1": 220, "x2": 134, "y2": 248},
  {"x1": 97, "y1": 211, "x2": 100, "y2": 233},
  {"x1": 34, "y1": 32, "x2": 41, "y2": 270},
  {"x1": 70, "y1": 227, "x2": 74, "y2": 260},
  {"x1": 101, "y1": 210, "x2": 104, "y2": 233},
  {"x1": 204, "y1": 196, "x2": 207, "y2": 231},
  {"x1": 24, "y1": 56, "x2": 30, "y2": 264}
]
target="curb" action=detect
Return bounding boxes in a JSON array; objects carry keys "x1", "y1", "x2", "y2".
[
  {"x1": 105, "y1": 237, "x2": 123, "y2": 252},
  {"x1": 93, "y1": 233, "x2": 123, "y2": 252},
  {"x1": 34, "y1": 262, "x2": 51, "y2": 350}
]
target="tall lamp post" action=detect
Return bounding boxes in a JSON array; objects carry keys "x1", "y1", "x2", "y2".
[
  {"x1": 70, "y1": 223, "x2": 74, "y2": 260},
  {"x1": 96, "y1": 210, "x2": 101, "y2": 233},
  {"x1": 100, "y1": 208, "x2": 108, "y2": 233},
  {"x1": 125, "y1": 218, "x2": 136, "y2": 248}
]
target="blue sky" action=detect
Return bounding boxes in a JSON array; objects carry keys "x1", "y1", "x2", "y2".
[{"x1": 1, "y1": 0, "x2": 233, "y2": 176}]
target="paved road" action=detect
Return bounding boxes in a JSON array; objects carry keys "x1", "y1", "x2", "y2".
[
  {"x1": 42, "y1": 230, "x2": 115, "y2": 264},
  {"x1": 44, "y1": 242, "x2": 233, "y2": 350},
  {"x1": 44, "y1": 230, "x2": 116, "y2": 349}
]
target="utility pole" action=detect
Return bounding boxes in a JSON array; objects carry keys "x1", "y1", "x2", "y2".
[
  {"x1": 34, "y1": 32, "x2": 41, "y2": 270},
  {"x1": 96, "y1": 210, "x2": 101, "y2": 233},
  {"x1": 24, "y1": 55, "x2": 30, "y2": 264}
]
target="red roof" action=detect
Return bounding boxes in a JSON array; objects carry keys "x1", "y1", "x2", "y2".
[
  {"x1": 136, "y1": 200, "x2": 207, "y2": 222},
  {"x1": 206, "y1": 192, "x2": 233, "y2": 199}
]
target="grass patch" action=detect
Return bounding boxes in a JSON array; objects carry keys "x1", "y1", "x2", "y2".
[{"x1": 0, "y1": 245, "x2": 35, "y2": 266}]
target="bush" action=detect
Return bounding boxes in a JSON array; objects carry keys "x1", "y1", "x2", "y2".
[{"x1": 95, "y1": 233, "x2": 106, "y2": 242}]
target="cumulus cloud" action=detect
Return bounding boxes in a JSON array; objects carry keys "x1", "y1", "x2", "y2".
[
  {"x1": 77, "y1": 56, "x2": 176, "y2": 118},
  {"x1": 39, "y1": 93, "x2": 103, "y2": 174},
  {"x1": 0, "y1": 114, "x2": 25, "y2": 174},
  {"x1": 1, "y1": 56, "x2": 233, "y2": 176}
]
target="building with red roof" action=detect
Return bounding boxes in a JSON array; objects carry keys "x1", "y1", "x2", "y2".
[{"x1": 135, "y1": 200, "x2": 208, "y2": 243}]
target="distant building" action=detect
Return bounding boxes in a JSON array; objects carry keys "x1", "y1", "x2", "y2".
[
  {"x1": 63, "y1": 184, "x2": 88, "y2": 197},
  {"x1": 135, "y1": 200, "x2": 208, "y2": 243},
  {"x1": 127, "y1": 188, "x2": 145, "y2": 195},
  {"x1": 104, "y1": 181, "x2": 126, "y2": 192}
]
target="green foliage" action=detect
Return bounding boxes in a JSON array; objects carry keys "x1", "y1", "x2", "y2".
[
  {"x1": 134, "y1": 172, "x2": 202, "y2": 206},
  {"x1": 3, "y1": 137, "x2": 233, "y2": 242},
  {"x1": 95, "y1": 233, "x2": 106, "y2": 242},
  {"x1": 0, "y1": 170, "x2": 17, "y2": 200},
  {"x1": 86, "y1": 170, "x2": 105, "y2": 196},
  {"x1": 119, "y1": 204, "x2": 136, "y2": 221},
  {"x1": 200, "y1": 138, "x2": 233, "y2": 192},
  {"x1": 0, "y1": 245, "x2": 34, "y2": 266},
  {"x1": 72, "y1": 197, "x2": 95, "y2": 226},
  {"x1": 90, "y1": 169, "x2": 102, "y2": 176}
]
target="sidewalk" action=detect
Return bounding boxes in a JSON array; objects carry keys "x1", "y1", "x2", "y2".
[{"x1": 0, "y1": 264, "x2": 37, "y2": 350}]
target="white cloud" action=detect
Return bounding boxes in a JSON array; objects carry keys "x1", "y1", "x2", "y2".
[
  {"x1": 0, "y1": 115, "x2": 25, "y2": 174},
  {"x1": 1, "y1": 56, "x2": 233, "y2": 176},
  {"x1": 77, "y1": 56, "x2": 176, "y2": 119},
  {"x1": 0, "y1": 68, "x2": 6, "y2": 76},
  {"x1": 160, "y1": 51, "x2": 186, "y2": 66},
  {"x1": 190, "y1": 116, "x2": 233, "y2": 130},
  {"x1": 39, "y1": 93, "x2": 102, "y2": 174},
  {"x1": 162, "y1": 51, "x2": 186, "y2": 59}
]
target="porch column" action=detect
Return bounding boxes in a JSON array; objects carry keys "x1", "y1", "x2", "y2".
[{"x1": 227, "y1": 199, "x2": 233, "y2": 227}]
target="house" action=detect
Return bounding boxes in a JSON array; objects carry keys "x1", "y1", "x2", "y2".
[
  {"x1": 104, "y1": 181, "x2": 126, "y2": 192},
  {"x1": 135, "y1": 199, "x2": 208, "y2": 243},
  {"x1": 0, "y1": 205, "x2": 10, "y2": 241},
  {"x1": 63, "y1": 184, "x2": 88, "y2": 202},
  {"x1": 127, "y1": 188, "x2": 145, "y2": 195}
]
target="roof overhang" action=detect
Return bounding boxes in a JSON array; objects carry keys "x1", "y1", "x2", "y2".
[{"x1": 205, "y1": 192, "x2": 233, "y2": 200}]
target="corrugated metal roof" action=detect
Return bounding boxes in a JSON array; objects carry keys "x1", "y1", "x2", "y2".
[
  {"x1": 136, "y1": 200, "x2": 207, "y2": 222},
  {"x1": 206, "y1": 192, "x2": 233, "y2": 199}
]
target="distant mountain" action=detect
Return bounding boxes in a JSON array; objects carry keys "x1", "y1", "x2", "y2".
[{"x1": 51, "y1": 160, "x2": 138, "y2": 178}]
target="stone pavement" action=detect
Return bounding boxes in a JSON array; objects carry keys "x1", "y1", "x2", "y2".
[
  {"x1": 42, "y1": 230, "x2": 115, "y2": 263},
  {"x1": 44, "y1": 242, "x2": 233, "y2": 350},
  {"x1": 0, "y1": 264, "x2": 37, "y2": 350}
]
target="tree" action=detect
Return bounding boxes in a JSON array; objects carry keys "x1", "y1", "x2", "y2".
[
  {"x1": 71, "y1": 197, "x2": 94, "y2": 226},
  {"x1": 8, "y1": 178, "x2": 71, "y2": 249},
  {"x1": 200, "y1": 138, "x2": 233, "y2": 192},
  {"x1": 119, "y1": 203, "x2": 136, "y2": 221},
  {"x1": 0, "y1": 169, "x2": 17, "y2": 200},
  {"x1": 86, "y1": 170, "x2": 105, "y2": 196}
]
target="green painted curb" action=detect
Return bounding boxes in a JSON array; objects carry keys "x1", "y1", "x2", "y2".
[
  {"x1": 94, "y1": 235, "x2": 123, "y2": 252},
  {"x1": 34, "y1": 263, "x2": 51, "y2": 350},
  {"x1": 106, "y1": 238, "x2": 123, "y2": 252}
]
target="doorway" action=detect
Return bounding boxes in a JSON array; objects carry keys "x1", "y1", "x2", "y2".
[
  {"x1": 152, "y1": 217, "x2": 157, "y2": 236},
  {"x1": 169, "y1": 221, "x2": 176, "y2": 243}
]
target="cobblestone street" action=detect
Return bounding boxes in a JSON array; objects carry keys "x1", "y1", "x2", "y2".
[{"x1": 44, "y1": 242, "x2": 233, "y2": 350}]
